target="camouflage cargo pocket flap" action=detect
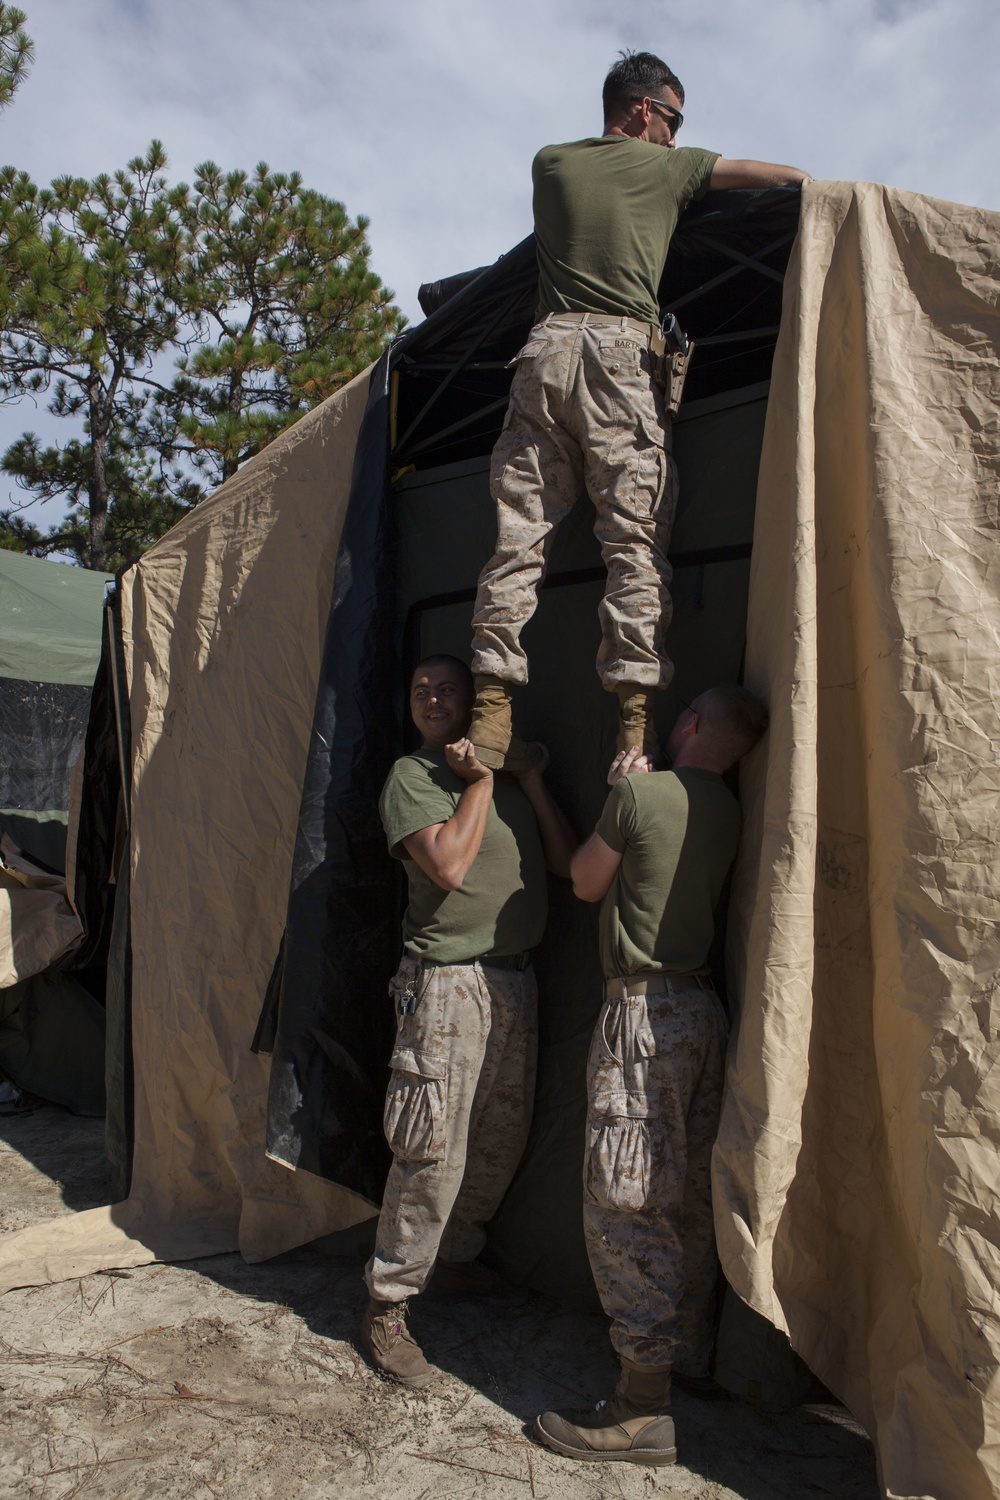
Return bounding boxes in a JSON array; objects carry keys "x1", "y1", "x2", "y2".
[
  {"x1": 387, "y1": 1040, "x2": 447, "y2": 1081},
  {"x1": 637, "y1": 409, "x2": 668, "y2": 450},
  {"x1": 505, "y1": 337, "x2": 550, "y2": 367}
]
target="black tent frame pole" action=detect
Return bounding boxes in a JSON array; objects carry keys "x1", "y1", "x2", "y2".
[
  {"x1": 393, "y1": 288, "x2": 526, "y2": 457},
  {"x1": 695, "y1": 325, "x2": 781, "y2": 347},
  {"x1": 686, "y1": 230, "x2": 787, "y2": 284},
  {"x1": 402, "y1": 395, "x2": 510, "y2": 462},
  {"x1": 664, "y1": 231, "x2": 795, "y2": 314}
]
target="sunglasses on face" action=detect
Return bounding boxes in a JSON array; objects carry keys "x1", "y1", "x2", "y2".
[{"x1": 633, "y1": 95, "x2": 684, "y2": 134}]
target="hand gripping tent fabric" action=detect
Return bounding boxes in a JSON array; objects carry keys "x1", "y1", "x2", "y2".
[{"x1": 1, "y1": 182, "x2": 998, "y2": 1500}]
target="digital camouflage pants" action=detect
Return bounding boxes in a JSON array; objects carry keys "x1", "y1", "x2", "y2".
[
  {"x1": 365, "y1": 955, "x2": 537, "y2": 1303},
  {"x1": 583, "y1": 977, "x2": 728, "y2": 1371},
  {"x1": 471, "y1": 314, "x2": 678, "y2": 692}
]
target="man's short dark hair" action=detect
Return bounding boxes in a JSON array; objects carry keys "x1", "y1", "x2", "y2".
[
  {"x1": 410, "y1": 653, "x2": 474, "y2": 695},
  {"x1": 603, "y1": 50, "x2": 684, "y2": 122},
  {"x1": 696, "y1": 685, "x2": 769, "y2": 769}
]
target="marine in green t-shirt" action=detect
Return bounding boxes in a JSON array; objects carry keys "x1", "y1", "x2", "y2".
[
  {"x1": 536, "y1": 679, "x2": 771, "y2": 1467},
  {"x1": 532, "y1": 137, "x2": 719, "y2": 327},
  {"x1": 595, "y1": 765, "x2": 740, "y2": 979},
  {"x1": 362, "y1": 653, "x2": 579, "y2": 1393},
  {"x1": 380, "y1": 744, "x2": 547, "y2": 963},
  {"x1": 469, "y1": 52, "x2": 809, "y2": 778}
]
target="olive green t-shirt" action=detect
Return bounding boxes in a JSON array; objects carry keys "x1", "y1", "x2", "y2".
[
  {"x1": 595, "y1": 768, "x2": 741, "y2": 980},
  {"x1": 532, "y1": 138, "x2": 719, "y2": 325},
  {"x1": 379, "y1": 748, "x2": 548, "y2": 964}
]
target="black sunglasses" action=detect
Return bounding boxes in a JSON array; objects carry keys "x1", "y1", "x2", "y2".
[{"x1": 633, "y1": 95, "x2": 683, "y2": 134}]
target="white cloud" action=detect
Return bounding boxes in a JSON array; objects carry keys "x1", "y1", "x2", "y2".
[{"x1": 3, "y1": 0, "x2": 998, "y2": 519}]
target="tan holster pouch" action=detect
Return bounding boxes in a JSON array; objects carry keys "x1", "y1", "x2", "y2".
[{"x1": 649, "y1": 325, "x2": 695, "y2": 416}]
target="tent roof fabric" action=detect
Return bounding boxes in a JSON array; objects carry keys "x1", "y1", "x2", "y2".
[
  {"x1": 0, "y1": 551, "x2": 111, "y2": 686},
  {"x1": 394, "y1": 188, "x2": 801, "y2": 471}
]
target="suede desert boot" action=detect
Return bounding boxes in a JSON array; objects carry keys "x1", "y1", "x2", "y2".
[
  {"x1": 468, "y1": 673, "x2": 514, "y2": 769},
  {"x1": 534, "y1": 1357, "x2": 676, "y2": 1466},
  {"x1": 360, "y1": 1297, "x2": 433, "y2": 1389},
  {"x1": 615, "y1": 685, "x2": 661, "y2": 763}
]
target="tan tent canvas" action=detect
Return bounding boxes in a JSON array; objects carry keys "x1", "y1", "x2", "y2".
[
  {"x1": 716, "y1": 182, "x2": 1000, "y2": 1500},
  {"x1": 1, "y1": 182, "x2": 997, "y2": 1499}
]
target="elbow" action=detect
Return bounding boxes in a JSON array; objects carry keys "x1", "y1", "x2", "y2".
[
  {"x1": 435, "y1": 864, "x2": 466, "y2": 893},
  {"x1": 570, "y1": 866, "x2": 602, "y2": 903}
]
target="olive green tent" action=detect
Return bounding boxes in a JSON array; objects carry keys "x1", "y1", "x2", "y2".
[
  {"x1": 0, "y1": 548, "x2": 111, "y2": 871},
  {"x1": 0, "y1": 550, "x2": 111, "y2": 1114}
]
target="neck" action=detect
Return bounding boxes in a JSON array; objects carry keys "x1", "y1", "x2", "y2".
[
  {"x1": 603, "y1": 121, "x2": 648, "y2": 142},
  {"x1": 670, "y1": 748, "x2": 727, "y2": 775}
]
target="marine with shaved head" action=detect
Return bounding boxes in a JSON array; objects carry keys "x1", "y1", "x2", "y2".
[
  {"x1": 534, "y1": 685, "x2": 770, "y2": 1467},
  {"x1": 360, "y1": 654, "x2": 577, "y2": 1387}
]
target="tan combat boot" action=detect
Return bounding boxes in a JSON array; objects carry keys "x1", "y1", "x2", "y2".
[
  {"x1": 468, "y1": 673, "x2": 513, "y2": 770},
  {"x1": 534, "y1": 1357, "x2": 676, "y2": 1466},
  {"x1": 468, "y1": 674, "x2": 542, "y2": 774},
  {"x1": 615, "y1": 685, "x2": 661, "y2": 763},
  {"x1": 360, "y1": 1297, "x2": 434, "y2": 1389}
]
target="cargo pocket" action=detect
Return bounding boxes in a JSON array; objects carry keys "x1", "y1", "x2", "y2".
[
  {"x1": 584, "y1": 998, "x2": 655, "y2": 1212},
  {"x1": 505, "y1": 336, "x2": 550, "y2": 369},
  {"x1": 383, "y1": 970, "x2": 449, "y2": 1165}
]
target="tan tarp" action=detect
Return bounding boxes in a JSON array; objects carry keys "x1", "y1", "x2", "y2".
[
  {"x1": 0, "y1": 833, "x2": 82, "y2": 987},
  {"x1": 718, "y1": 181, "x2": 1000, "y2": 1500},
  {"x1": 0, "y1": 370, "x2": 377, "y2": 1296}
]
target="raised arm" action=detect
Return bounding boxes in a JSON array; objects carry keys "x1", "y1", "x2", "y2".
[
  {"x1": 515, "y1": 745, "x2": 579, "y2": 878},
  {"x1": 709, "y1": 158, "x2": 811, "y2": 190},
  {"x1": 402, "y1": 739, "x2": 494, "y2": 892}
]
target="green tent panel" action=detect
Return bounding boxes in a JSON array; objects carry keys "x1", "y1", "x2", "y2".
[{"x1": 0, "y1": 550, "x2": 111, "y2": 871}]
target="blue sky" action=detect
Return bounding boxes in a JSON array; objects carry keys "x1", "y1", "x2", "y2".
[{"x1": 3, "y1": 0, "x2": 999, "y2": 523}]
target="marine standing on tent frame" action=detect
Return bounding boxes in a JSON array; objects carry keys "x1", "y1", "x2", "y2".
[
  {"x1": 468, "y1": 51, "x2": 809, "y2": 769},
  {"x1": 360, "y1": 654, "x2": 577, "y2": 1387},
  {"x1": 534, "y1": 686, "x2": 769, "y2": 1466}
]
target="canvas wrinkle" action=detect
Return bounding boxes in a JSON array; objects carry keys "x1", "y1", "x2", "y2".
[
  {"x1": 717, "y1": 182, "x2": 1000, "y2": 1498},
  {"x1": 24, "y1": 368, "x2": 381, "y2": 1278}
]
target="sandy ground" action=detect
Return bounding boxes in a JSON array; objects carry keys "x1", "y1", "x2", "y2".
[{"x1": 0, "y1": 1105, "x2": 881, "y2": 1500}]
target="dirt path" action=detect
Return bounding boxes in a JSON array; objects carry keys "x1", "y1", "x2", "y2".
[{"x1": 1, "y1": 1106, "x2": 880, "y2": 1500}]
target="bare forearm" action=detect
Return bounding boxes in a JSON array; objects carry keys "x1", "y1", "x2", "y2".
[
  {"x1": 519, "y1": 776, "x2": 579, "y2": 878},
  {"x1": 425, "y1": 777, "x2": 494, "y2": 888},
  {"x1": 710, "y1": 158, "x2": 811, "y2": 190}
]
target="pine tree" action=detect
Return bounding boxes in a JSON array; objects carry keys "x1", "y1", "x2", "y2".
[
  {"x1": 0, "y1": 143, "x2": 190, "y2": 569},
  {"x1": 0, "y1": 4, "x2": 32, "y2": 112},
  {"x1": 1, "y1": 145, "x2": 405, "y2": 567},
  {"x1": 148, "y1": 161, "x2": 405, "y2": 489}
]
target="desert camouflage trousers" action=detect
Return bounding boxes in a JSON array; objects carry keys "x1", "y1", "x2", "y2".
[
  {"x1": 471, "y1": 315, "x2": 679, "y2": 692},
  {"x1": 365, "y1": 954, "x2": 537, "y2": 1302},
  {"x1": 583, "y1": 977, "x2": 728, "y2": 1370}
]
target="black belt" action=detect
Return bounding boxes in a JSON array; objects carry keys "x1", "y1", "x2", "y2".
[
  {"x1": 480, "y1": 950, "x2": 533, "y2": 972},
  {"x1": 419, "y1": 950, "x2": 533, "y2": 973}
]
